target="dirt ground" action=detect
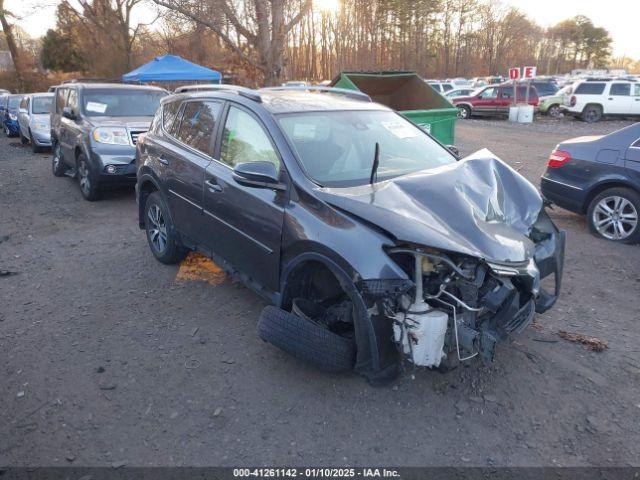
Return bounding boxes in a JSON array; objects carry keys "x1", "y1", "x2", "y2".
[{"x1": 1, "y1": 116, "x2": 639, "y2": 468}]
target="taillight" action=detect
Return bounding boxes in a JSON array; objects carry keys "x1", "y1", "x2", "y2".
[
  {"x1": 548, "y1": 149, "x2": 571, "y2": 168},
  {"x1": 570, "y1": 95, "x2": 576, "y2": 107}
]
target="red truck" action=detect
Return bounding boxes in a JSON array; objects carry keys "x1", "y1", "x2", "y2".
[{"x1": 452, "y1": 84, "x2": 539, "y2": 119}]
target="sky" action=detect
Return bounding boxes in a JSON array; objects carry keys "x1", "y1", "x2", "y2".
[{"x1": 5, "y1": 0, "x2": 640, "y2": 60}]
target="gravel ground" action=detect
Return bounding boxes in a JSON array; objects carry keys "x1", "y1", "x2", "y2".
[{"x1": 1, "y1": 116, "x2": 639, "y2": 468}]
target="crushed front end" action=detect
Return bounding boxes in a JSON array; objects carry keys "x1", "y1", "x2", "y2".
[{"x1": 360, "y1": 209, "x2": 565, "y2": 369}]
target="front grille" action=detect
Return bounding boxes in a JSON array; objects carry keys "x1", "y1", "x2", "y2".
[{"x1": 130, "y1": 130, "x2": 146, "y2": 145}]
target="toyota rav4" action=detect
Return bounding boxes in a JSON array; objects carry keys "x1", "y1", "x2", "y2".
[{"x1": 136, "y1": 86, "x2": 565, "y2": 384}]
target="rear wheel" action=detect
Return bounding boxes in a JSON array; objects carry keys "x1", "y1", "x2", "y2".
[
  {"x1": 52, "y1": 143, "x2": 66, "y2": 177},
  {"x1": 77, "y1": 153, "x2": 100, "y2": 201},
  {"x1": 581, "y1": 104, "x2": 602, "y2": 123},
  {"x1": 587, "y1": 187, "x2": 640, "y2": 244},
  {"x1": 143, "y1": 191, "x2": 187, "y2": 264},
  {"x1": 457, "y1": 105, "x2": 471, "y2": 119}
]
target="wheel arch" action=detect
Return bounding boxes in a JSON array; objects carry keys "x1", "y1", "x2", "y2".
[
  {"x1": 137, "y1": 173, "x2": 163, "y2": 228},
  {"x1": 583, "y1": 180, "x2": 639, "y2": 213},
  {"x1": 279, "y1": 251, "x2": 385, "y2": 382}
]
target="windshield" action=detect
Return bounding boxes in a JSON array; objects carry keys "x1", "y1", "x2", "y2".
[
  {"x1": 8, "y1": 97, "x2": 20, "y2": 109},
  {"x1": 278, "y1": 110, "x2": 456, "y2": 188},
  {"x1": 82, "y1": 89, "x2": 165, "y2": 117},
  {"x1": 33, "y1": 96, "x2": 53, "y2": 114}
]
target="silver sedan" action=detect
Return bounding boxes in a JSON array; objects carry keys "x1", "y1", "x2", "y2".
[{"x1": 18, "y1": 92, "x2": 54, "y2": 152}]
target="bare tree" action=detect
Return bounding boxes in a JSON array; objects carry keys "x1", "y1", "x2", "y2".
[
  {"x1": 0, "y1": 0, "x2": 25, "y2": 88},
  {"x1": 151, "y1": 0, "x2": 313, "y2": 85}
]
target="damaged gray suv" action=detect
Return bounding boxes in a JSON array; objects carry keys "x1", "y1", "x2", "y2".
[{"x1": 136, "y1": 86, "x2": 565, "y2": 385}]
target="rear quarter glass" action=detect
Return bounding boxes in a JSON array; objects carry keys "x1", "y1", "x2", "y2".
[{"x1": 574, "y1": 83, "x2": 606, "y2": 95}]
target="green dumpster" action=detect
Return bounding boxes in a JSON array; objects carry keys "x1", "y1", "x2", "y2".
[{"x1": 330, "y1": 71, "x2": 457, "y2": 145}]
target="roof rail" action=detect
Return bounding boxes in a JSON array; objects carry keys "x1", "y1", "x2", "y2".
[
  {"x1": 260, "y1": 86, "x2": 372, "y2": 102},
  {"x1": 61, "y1": 77, "x2": 121, "y2": 84},
  {"x1": 175, "y1": 84, "x2": 262, "y2": 102}
]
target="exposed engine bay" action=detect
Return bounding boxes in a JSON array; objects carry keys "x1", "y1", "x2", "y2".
[{"x1": 364, "y1": 210, "x2": 565, "y2": 370}]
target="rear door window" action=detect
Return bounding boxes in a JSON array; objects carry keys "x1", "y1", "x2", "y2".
[
  {"x1": 574, "y1": 83, "x2": 605, "y2": 95},
  {"x1": 174, "y1": 101, "x2": 221, "y2": 155},
  {"x1": 633, "y1": 84, "x2": 640, "y2": 97},
  {"x1": 610, "y1": 83, "x2": 631, "y2": 96},
  {"x1": 162, "y1": 100, "x2": 182, "y2": 136}
]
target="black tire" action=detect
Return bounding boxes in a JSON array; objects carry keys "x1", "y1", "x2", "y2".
[
  {"x1": 4, "y1": 123, "x2": 13, "y2": 137},
  {"x1": 76, "y1": 153, "x2": 100, "y2": 201},
  {"x1": 52, "y1": 143, "x2": 66, "y2": 177},
  {"x1": 547, "y1": 104, "x2": 561, "y2": 118},
  {"x1": 143, "y1": 191, "x2": 187, "y2": 264},
  {"x1": 457, "y1": 105, "x2": 471, "y2": 119},
  {"x1": 30, "y1": 131, "x2": 43, "y2": 153},
  {"x1": 581, "y1": 104, "x2": 602, "y2": 123},
  {"x1": 19, "y1": 130, "x2": 28, "y2": 145},
  {"x1": 587, "y1": 187, "x2": 640, "y2": 244},
  {"x1": 258, "y1": 306, "x2": 356, "y2": 373}
]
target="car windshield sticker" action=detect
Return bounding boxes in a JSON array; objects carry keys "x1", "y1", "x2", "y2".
[
  {"x1": 381, "y1": 121, "x2": 418, "y2": 139},
  {"x1": 293, "y1": 123, "x2": 317, "y2": 141},
  {"x1": 86, "y1": 102, "x2": 108, "y2": 114}
]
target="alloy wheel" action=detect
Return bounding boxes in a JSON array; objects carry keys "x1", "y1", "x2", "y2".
[
  {"x1": 147, "y1": 204, "x2": 168, "y2": 253},
  {"x1": 548, "y1": 105, "x2": 561, "y2": 118},
  {"x1": 592, "y1": 196, "x2": 638, "y2": 240}
]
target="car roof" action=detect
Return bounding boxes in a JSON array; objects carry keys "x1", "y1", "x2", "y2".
[
  {"x1": 166, "y1": 89, "x2": 389, "y2": 114},
  {"x1": 29, "y1": 92, "x2": 54, "y2": 98}
]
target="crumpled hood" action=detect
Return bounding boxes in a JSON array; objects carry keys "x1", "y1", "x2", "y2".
[{"x1": 317, "y1": 149, "x2": 543, "y2": 264}]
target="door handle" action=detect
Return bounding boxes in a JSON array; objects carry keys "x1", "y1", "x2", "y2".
[
  {"x1": 205, "y1": 179, "x2": 223, "y2": 193},
  {"x1": 158, "y1": 155, "x2": 169, "y2": 165},
  {"x1": 608, "y1": 98, "x2": 613, "y2": 101}
]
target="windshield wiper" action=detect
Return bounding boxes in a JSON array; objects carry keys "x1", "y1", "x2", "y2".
[{"x1": 370, "y1": 142, "x2": 380, "y2": 185}]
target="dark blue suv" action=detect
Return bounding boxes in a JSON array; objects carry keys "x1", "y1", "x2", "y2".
[{"x1": 136, "y1": 86, "x2": 564, "y2": 383}]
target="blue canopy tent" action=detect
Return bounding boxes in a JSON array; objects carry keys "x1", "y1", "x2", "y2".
[{"x1": 122, "y1": 54, "x2": 221, "y2": 83}]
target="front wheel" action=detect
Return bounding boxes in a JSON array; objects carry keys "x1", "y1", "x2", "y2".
[
  {"x1": 587, "y1": 188, "x2": 640, "y2": 244},
  {"x1": 457, "y1": 105, "x2": 471, "y2": 119},
  {"x1": 144, "y1": 191, "x2": 187, "y2": 264},
  {"x1": 547, "y1": 104, "x2": 561, "y2": 118},
  {"x1": 77, "y1": 153, "x2": 100, "y2": 201},
  {"x1": 3, "y1": 123, "x2": 11, "y2": 137}
]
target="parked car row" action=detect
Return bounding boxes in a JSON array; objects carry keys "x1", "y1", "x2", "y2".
[
  {"x1": 3, "y1": 81, "x2": 568, "y2": 382},
  {"x1": 2, "y1": 80, "x2": 636, "y2": 384}
]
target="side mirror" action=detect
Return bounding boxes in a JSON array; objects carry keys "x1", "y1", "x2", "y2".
[
  {"x1": 233, "y1": 161, "x2": 285, "y2": 191},
  {"x1": 446, "y1": 145, "x2": 460, "y2": 157},
  {"x1": 62, "y1": 107, "x2": 76, "y2": 120}
]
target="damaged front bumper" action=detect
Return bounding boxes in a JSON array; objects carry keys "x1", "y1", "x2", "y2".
[{"x1": 359, "y1": 210, "x2": 566, "y2": 369}]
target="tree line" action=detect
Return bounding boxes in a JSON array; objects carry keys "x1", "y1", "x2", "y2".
[{"x1": 0, "y1": 0, "x2": 633, "y2": 91}]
